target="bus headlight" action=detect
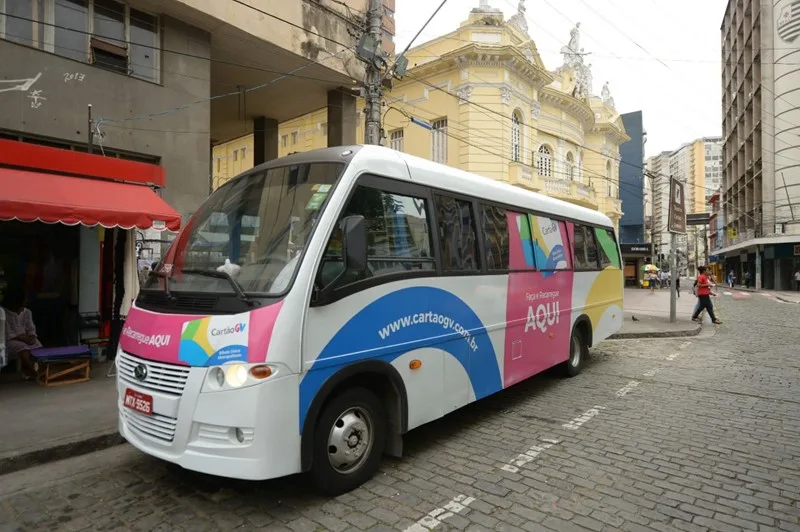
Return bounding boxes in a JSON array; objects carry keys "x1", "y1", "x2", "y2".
[
  {"x1": 202, "y1": 362, "x2": 283, "y2": 393},
  {"x1": 225, "y1": 364, "x2": 248, "y2": 388}
]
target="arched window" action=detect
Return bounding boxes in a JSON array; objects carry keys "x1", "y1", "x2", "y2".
[
  {"x1": 606, "y1": 161, "x2": 614, "y2": 197},
  {"x1": 511, "y1": 112, "x2": 522, "y2": 162},
  {"x1": 537, "y1": 145, "x2": 552, "y2": 177},
  {"x1": 566, "y1": 152, "x2": 575, "y2": 180}
]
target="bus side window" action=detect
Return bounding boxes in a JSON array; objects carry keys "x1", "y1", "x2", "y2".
[
  {"x1": 594, "y1": 228, "x2": 621, "y2": 269},
  {"x1": 434, "y1": 195, "x2": 479, "y2": 272},
  {"x1": 573, "y1": 225, "x2": 600, "y2": 271},
  {"x1": 318, "y1": 185, "x2": 434, "y2": 291}
]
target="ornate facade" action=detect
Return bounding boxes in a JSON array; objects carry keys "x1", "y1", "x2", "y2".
[{"x1": 213, "y1": 0, "x2": 628, "y2": 228}]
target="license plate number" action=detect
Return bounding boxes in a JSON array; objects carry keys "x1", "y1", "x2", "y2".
[{"x1": 124, "y1": 389, "x2": 153, "y2": 416}]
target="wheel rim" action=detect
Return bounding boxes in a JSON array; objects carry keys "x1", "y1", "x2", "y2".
[
  {"x1": 570, "y1": 336, "x2": 581, "y2": 367},
  {"x1": 327, "y1": 406, "x2": 374, "y2": 474}
]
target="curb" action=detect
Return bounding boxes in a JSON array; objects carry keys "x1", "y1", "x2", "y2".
[
  {"x1": 608, "y1": 325, "x2": 702, "y2": 340},
  {"x1": 0, "y1": 431, "x2": 125, "y2": 477}
]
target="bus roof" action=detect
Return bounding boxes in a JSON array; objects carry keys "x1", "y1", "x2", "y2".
[{"x1": 352, "y1": 145, "x2": 616, "y2": 229}]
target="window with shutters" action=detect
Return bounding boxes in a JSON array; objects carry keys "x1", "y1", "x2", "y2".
[
  {"x1": 431, "y1": 118, "x2": 448, "y2": 164},
  {"x1": 537, "y1": 145, "x2": 552, "y2": 177}
]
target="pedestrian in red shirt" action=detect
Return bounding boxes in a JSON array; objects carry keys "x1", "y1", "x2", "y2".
[{"x1": 692, "y1": 266, "x2": 722, "y2": 324}]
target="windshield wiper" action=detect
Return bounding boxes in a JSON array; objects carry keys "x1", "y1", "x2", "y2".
[
  {"x1": 181, "y1": 268, "x2": 252, "y2": 304},
  {"x1": 147, "y1": 269, "x2": 174, "y2": 300}
]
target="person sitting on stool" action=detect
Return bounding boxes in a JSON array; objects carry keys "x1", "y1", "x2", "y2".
[{"x1": 3, "y1": 288, "x2": 43, "y2": 380}]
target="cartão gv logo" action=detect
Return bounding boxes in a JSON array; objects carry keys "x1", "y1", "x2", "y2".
[{"x1": 210, "y1": 322, "x2": 247, "y2": 336}]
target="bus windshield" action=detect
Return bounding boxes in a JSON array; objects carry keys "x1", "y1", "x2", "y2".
[{"x1": 145, "y1": 162, "x2": 344, "y2": 296}]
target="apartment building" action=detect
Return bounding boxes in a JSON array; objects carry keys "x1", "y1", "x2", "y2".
[{"x1": 718, "y1": 0, "x2": 800, "y2": 290}]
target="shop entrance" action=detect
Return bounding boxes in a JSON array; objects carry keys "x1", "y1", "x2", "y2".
[{"x1": 0, "y1": 222, "x2": 81, "y2": 350}]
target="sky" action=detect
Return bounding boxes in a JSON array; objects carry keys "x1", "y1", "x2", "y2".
[{"x1": 393, "y1": 0, "x2": 729, "y2": 158}]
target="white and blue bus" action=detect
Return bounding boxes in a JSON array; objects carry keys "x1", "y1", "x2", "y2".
[{"x1": 118, "y1": 145, "x2": 623, "y2": 494}]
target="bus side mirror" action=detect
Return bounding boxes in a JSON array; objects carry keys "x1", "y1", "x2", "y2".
[
  {"x1": 311, "y1": 215, "x2": 367, "y2": 307},
  {"x1": 341, "y1": 215, "x2": 367, "y2": 274}
]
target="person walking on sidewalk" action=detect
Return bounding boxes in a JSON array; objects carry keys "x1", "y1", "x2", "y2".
[
  {"x1": 794, "y1": 268, "x2": 800, "y2": 292},
  {"x1": 692, "y1": 266, "x2": 722, "y2": 325}
]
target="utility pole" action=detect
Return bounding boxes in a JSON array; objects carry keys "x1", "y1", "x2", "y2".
[
  {"x1": 363, "y1": 0, "x2": 384, "y2": 145},
  {"x1": 87, "y1": 104, "x2": 93, "y2": 154}
]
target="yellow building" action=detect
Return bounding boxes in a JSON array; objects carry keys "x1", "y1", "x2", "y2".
[{"x1": 213, "y1": 2, "x2": 628, "y2": 230}]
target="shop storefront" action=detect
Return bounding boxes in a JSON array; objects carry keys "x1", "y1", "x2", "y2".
[
  {"x1": 0, "y1": 139, "x2": 181, "y2": 377},
  {"x1": 715, "y1": 237, "x2": 800, "y2": 290},
  {"x1": 620, "y1": 243, "x2": 653, "y2": 288}
]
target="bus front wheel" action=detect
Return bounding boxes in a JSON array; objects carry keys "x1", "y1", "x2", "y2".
[
  {"x1": 311, "y1": 387, "x2": 387, "y2": 495},
  {"x1": 563, "y1": 327, "x2": 588, "y2": 377}
]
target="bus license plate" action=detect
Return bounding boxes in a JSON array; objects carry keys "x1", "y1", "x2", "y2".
[{"x1": 124, "y1": 389, "x2": 153, "y2": 416}]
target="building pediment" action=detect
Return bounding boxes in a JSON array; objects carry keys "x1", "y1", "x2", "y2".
[
  {"x1": 539, "y1": 87, "x2": 595, "y2": 130},
  {"x1": 410, "y1": 43, "x2": 554, "y2": 89},
  {"x1": 589, "y1": 118, "x2": 630, "y2": 144}
]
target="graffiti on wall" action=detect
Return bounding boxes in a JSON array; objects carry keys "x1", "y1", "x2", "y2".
[{"x1": 0, "y1": 72, "x2": 46, "y2": 108}]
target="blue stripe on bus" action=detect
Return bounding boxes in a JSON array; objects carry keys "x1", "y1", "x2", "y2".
[{"x1": 298, "y1": 286, "x2": 502, "y2": 432}]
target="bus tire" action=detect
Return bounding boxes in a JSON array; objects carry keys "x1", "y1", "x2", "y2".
[
  {"x1": 311, "y1": 387, "x2": 387, "y2": 495},
  {"x1": 563, "y1": 327, "x2": 587, "y2": 377}
]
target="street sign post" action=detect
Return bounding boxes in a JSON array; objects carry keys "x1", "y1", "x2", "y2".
[{"x1": 667, "y1": 177, "x2": 686, "y2": 323}]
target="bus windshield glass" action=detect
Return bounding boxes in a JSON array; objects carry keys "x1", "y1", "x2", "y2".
[{"x1": 145, "y1": 162, "x2": 344, "y2": 296}]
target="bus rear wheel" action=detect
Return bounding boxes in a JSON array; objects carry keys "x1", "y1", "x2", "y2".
[
  {"x1": 563, "y1": 327, "x2": 588, "y2": 377},
  {"x1": 311, "y1": 387, "x2": 387, "y2": 495}
]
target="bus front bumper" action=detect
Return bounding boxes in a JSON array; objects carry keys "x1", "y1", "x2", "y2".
[{"x1": 118, "y1": 368, "x2": 301, "y2": 481}]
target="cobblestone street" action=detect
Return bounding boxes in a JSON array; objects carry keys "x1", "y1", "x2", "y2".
[{"x1": 1, "y1": 294, "x2": 799, "y2": 532}]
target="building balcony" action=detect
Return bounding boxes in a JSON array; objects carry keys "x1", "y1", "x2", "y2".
[
  {"x1": 606, "y1": 198, "x2": 624, "y2": 217},
  {"x1": 508, "y1": 163, "x2": 599, "y2": 210}
]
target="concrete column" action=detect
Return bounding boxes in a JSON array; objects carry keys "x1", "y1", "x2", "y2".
[
  {"x1": 253, "y1": 116, "x2": 279, "y2": 166},
  {"x1": 755, "y1": 245, "x2": 762, "y2": 291},
  {"x1": 328, "y1": 89, "x2": 357, "y2": 147}
]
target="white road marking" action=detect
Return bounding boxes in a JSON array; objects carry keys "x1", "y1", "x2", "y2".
[
  {"x1": 501, "y1": 438, "x2": 561, "y2": 473},
  {"x1": 723, "y1": 291, "x2": 732, "y2": 296},
  {"x1": 679, "y1": 341, "x2": 692, "y2": 349},
  {"x1": 404, "y1": 494, "x2": 476, "y2": 531},
  {"x1": 562, "y1": 406, "x2": 606, "y2": 430},
  {"x1": 643, "y1": 368, "x2": 660, "y2": 377},
  {"x1": 615, "y1": 380, "x2": 640, "y2": 397},
  {"x1": 666, "y1": 352, "x2": 681, "y2": 361}
]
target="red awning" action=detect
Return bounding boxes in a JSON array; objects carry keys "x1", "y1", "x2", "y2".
[{"x1": 0, "y1": 168, "x2": 182, "y2": 231}]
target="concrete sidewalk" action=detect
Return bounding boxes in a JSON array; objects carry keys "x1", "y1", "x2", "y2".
[
  {"x1": 0, "y1": 364, "x2": 122, "y2": 476},
  {"x1": 610, "y1": 287, "x2": 702, "y2": 339}
]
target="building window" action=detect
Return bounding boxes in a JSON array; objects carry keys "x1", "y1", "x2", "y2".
[
  {"x1": 606, "y1": 161, "x2": 614, "y2": 197},
  {"x1": 241, "y1": 147, "x2": 246, "y2": 159},
  {"x1": 566, "y1": 151, "x2": 575, "y2": 180},
  {"x1": 291, "y1": 131, "x2": 298, "y2": 145},
  {"x1": 511, "y1": 111, "x2": 521, "y2": 162},
  {"x1": 281, "y1": 135, "x2": 288, "y2": 148},
  {"x1": 431, "y1": 118, "x2": 447, "y2": 164},
  {"x1": 321, "y1": 122, "x2": 328, "y2": 136},
  {"x1": 233, "y1": 149, "x2": 238, "y2": 161},
  {"x1": 536, "y1": 145, "x2": 552, "y2": 177},
  {"x1": 0, "y1": 0, "x2": 160, "y2": 82},
  {"x1": 216, "y1": 158, "x2": 220, "y2": 173},
  {"x1": 2, "y1": 0, "x2": 44, "y2": 48},
  {"x1": 55, "y1": 0, "x2": 88, "y2": 61},
  {"x1": 389, "y1": 129, "x2": 404, "y2": 152}
]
